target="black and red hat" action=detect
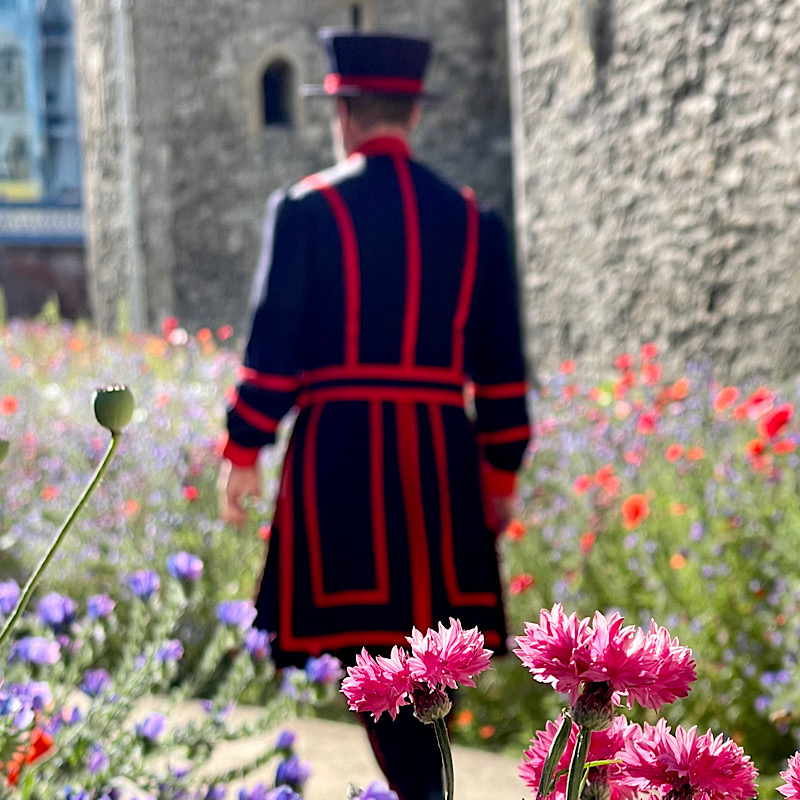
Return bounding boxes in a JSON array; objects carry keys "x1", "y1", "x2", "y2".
[{"x1": 302, "y1": 29, "x2": 433, "y2": 98}]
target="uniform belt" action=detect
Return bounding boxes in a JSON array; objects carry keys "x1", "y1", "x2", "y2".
[{"x1": 297, "y1": 366, "x2": 466, "y2": 407}]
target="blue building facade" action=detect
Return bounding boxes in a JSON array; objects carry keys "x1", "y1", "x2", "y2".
[{"x1": 0, "y1": 0, "x2": 86, "y2": 318}]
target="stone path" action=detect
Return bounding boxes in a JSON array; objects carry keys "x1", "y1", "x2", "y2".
[{"x1": 179, "y1": 702, "x2": 525, "y2": 799}]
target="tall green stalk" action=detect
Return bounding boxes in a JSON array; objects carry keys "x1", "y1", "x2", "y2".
[
  {"x1": 0, "y1": 434, "x2": 121, "y2": 651},
  {"x1": 433, "y1": 716, "x2": 455, "y2": 800}
]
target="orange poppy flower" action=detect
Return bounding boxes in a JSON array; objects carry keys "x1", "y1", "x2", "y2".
[
  {"x1": 579, "y1": 531, "x2": 596, "y2": 553},
  {"x1": 713, "y1": 385, "x2": 740, "y2": 413},
  {"x1": 773, "y1": 439, "x2": 798, "y2": 455},
  {"x1": 686, "y1": 446, "x2": 705, "y2": 461},
  {"x1": 670, "y1": 377, "x2": 690, "y2": 401},
  {"x1": 505, "y1": 519, "x2": 527, "y2": 541},
  {"x1": 669, "y1": 553, "x2": 687, "y2": 569},
  {"x1": 573, "y1": 474, "x2": 592, "y2": 494},
  {"x1": 621, "y1": 494, "x2": 650, "y2": 530}
]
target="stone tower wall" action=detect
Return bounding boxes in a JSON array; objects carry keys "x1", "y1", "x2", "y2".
[
  {"x1": 74, "y1": 0, "x2": 512, "y2": 333},
  {"x1": 510, "y1": 0, "x2": 800, "y2": 380}
]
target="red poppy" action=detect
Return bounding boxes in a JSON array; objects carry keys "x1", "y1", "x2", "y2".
[
  {"x1": 641, "y1": 362, "x2": 663, "y2": 386},
  {"x1": 746, "y1": 438, "x2": 766, "y2": 459},
  {"x1": 614, "y1": 353, "x2": 634, "y2": 371},
  {"x1": 637, "y1": 410, "x2": 659, "y2": 435},
  {"x1": 713, "y1": 385, "x2": 740, "y2": 413},
  {"x1": 0, "y1": 395, "x2": 18, "y2": 416},
  {"x1": 573, "y1": 474, "x2": 592, "y2": 494},
  {"x1": 742, "y1": 386, "x2": 774, "y2": 419},
  {"x1": 757, "y1": 403, "x2": 793, "y2": 440},
  {"x1": 217, "y1": 324, "x2": 234, "y2": 341},
  {"x1": 559, "y1": 359, "x2": 577, "y2": 375},
  {"x1": 259, "y1": 525, "x2": 272, "y2": 541},
  {"x1": 621, "y1": 493, "x2": 650, "y2": 530},
  {"x1": 686, "y1": 446, "x2": 705, "y2": 461},
  {"x1": 579, "y1": 531, "x2": 596, "y2": 553},
  {"x1": 665, "y1": 444, "x2": 684, "y2": 462},
  {"x1": 509, "y1": 573, "x2": 535, "y2": 595},
  {"x1": 773, "y1": 439, "x2": 798, "y2": 455},
  {"x1": 196, "y1": 327, "x2": 213, "y2": 344},
  {"x1": 640, "y1": 342, "x2": 659, "y2": 360},
  {"x1": 561, "y1": 383, "x2": 578, "y2": 400},
  {"x1": 182, "y1": 485, "x2": 199, "y2": 501},
  {"x1": 505, "y1": 519, "x2": 527, "y2": 541},
  {"x1": 160, "y1": 316, "x2": 179, "y2": 339},
  {"x1": 594, "y1": 464, "x2": 614, "y2": 485}
]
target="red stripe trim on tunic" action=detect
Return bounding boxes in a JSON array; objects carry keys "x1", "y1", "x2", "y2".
[
  {"x1": 302, "y1": 364, "x2": 464, "y2": 386},
  {"x1": 452, "y1": 187, "x2": 480, "y2": 374},
  {"x1": 302, "y1": 404, "x2": 392, "y2": 608},
  {"x1": 302, "y1": 175, "x2": 361, "y2": 366},
  {"x1": 474, "y1": 381, "x2": 528, "y2": 400},
  {"x1": 429, "y1": 404, "x2": 498, "y2": 608},
  {"x1": 298, "y1": 385, "x2": 464, "y2": 408},
  {"x1": 477, "y1": 424, "x2": 532, "y2": 446},
  {"x1": 282, "y1": 627, "x2": 503, "y2": 654},
  {"x1": 278, "y1": 441, "x2": 297, "y2": 658},
  {"x1": 239, "y1": 368, "x2": 300, "y2": 392},
  {"x1": 231, "y1": 392, "x2": 280, "y2": 434},
  {"x1": 396, "y1": 402, "x2": 433, "y2": 632},
  {"x1": 303, "y1": 404, "x2": 326, "y2": 608},
  {"x1": 393, "y1": 155, "x2": 422, "y2": 367}
]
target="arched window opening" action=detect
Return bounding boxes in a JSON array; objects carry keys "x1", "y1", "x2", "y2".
[
  {"x1": 351, "y1": 4, "x2": 363, "y2": 29},
  {"x1": 262, "y1": 61, "x2": 293, "y2": 127}
]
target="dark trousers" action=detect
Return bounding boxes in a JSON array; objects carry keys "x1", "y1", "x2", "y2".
[{"x1": 360, "y1": 705, "x2": 445, "y2": 800}]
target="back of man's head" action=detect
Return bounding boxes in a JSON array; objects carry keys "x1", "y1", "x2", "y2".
[{"x1": 342, "y1": 93, "x2": 418, "y2": 130}]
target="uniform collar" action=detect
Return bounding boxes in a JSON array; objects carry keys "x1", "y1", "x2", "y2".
[{"x1": 352, "y1": 135, "x2": 413, "y2": 159}]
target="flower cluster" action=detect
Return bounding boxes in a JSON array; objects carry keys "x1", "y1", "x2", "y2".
[
  {"x1": 341, "y1": 618, "x2": 492, "y2": 722},
  {"x1": 515, "y1": 604, "x2": 695, "y2": 727}
]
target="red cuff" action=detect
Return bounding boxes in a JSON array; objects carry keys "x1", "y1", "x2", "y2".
[
  {"x1": 220, "y1": 435, "x2": 260, "y2": 467},
  {"x1": 481, "y1": 463, "x2": 517, "y2": 497}
]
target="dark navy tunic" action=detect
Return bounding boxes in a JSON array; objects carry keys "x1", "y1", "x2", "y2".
[{"x1": 224, "y1": 135, "x2": 530, "y2": 665}]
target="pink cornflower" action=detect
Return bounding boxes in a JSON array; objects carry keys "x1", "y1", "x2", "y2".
[
  {"x1": 620, "y1": 720, "x2": 758, "y2": 800},
  {"x1": 341, "y1": 619, "x2": 493, "y2": 721},
  {"x1": 515, "y1": 605, "x2": 695, "y2": 725},
  {"x1": 341, "y1": 646, "x2": 413, "y2": 721},
  {"x1": 520, "y1": 714, "x2": 641, "y2": 800},
  {"x1": 407, "y1": 618, "x2": 493, "y2": 690},
  {"x1": 778, "y1": 753, "x2": 800, "y2": 800}
]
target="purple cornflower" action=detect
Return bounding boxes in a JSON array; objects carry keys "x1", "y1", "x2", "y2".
[
  {"x1": 64, "y1": 790, "x2": 90, "y2": 800},
  {"x1": 359, "y1": 783, "x2": 400, "y2": 800},
  {"x1": 238, "y1": 787, "x2": 301, "y2": 800},
  {"x1": 12, "y1": 636, "x2": 61, "y2": 665},
  {"x1": 87, "y1": 594, "x2": 116, "y2": 619},
  {"x1": 245, "y1": 628, "x2": 271, "y2": 661},
  {"x1": 274, "y1": 729, "x2": 295, "y2": 750},
  {"x1": 13, "y1": 680, "x2": 53, "y2": 712},
  {"x1": 127, "y1": 570, "x2": 161, "y2": 600},
  {"x1": 0, "y1": 690, "x2": 34, "y2": 729},
  {"x1": 0, "y1": 579, "x2": 20, "y2": 615},
  {"x1": 156, "y1": 639, "x2": 184, "y2": 663},
  {"x1": 305, "y1": 654, "x2": 343, "y2": 685},
  {"x1": 37, "y1": 592, "x2": 77, "y2": 632},
  {"x1": 88, "y1": 744, "x2": 109, "y2": 774},
  {"x1": 204, "y1": 786, "x2": 227, "y2": 800},
  {"x1": 167, "y1": 551, "x2": 204, "y2": 582},
  {"x1": 275, "y1": 754, "x2": 311, "y2": 791},
  {"x1": 216, "y1": 600, "x2": 256, "y2": 629},
  {"x1": 136, "y1": 712, "x2": 167, "y2": 742},
  {"x1": 81, "y1": 669, "x2": 111, "y2": 698}
]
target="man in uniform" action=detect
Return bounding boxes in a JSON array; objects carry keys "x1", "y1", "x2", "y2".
[{"x1": 219, "y1": 29, "x2": 531, "y2": 800}]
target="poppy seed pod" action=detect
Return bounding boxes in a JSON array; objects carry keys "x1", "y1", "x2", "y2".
[
  {"x1": 93, "y1": 385, "x2": 135, "y2": 434},
  {"x1": 0, "y1": 439, "x2": 8, "y2": 465}
]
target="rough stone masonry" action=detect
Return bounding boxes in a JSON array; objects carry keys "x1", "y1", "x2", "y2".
[{"x1": 510, "y1": 0, "x2": 800, "y2": 380}]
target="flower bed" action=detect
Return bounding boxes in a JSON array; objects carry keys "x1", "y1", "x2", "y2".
[{"x1": 2, "y1": 320, "x2": 800, "y2": 793}]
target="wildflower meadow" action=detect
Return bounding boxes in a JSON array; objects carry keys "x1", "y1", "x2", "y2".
[{"x1": 3, "y1": 312, "x2": 800, "y2": 798}]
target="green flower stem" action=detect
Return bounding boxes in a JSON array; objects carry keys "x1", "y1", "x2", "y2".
[
  {"x1": 565, "y1": 726, "x2": 592, "y2": 800},
  {"x1": 433, "y1": 716, "x2": 455, "y2": 800},
  {"x1": 538, "y1": 712, "x2": 573, "y2": 800},
  {"x1": 0, "y1": 434, "x2": 120, "y2": 651}
]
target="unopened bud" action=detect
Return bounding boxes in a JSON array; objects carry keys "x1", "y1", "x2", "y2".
[
  {"x1": 0, "y1": 439, "x2": 8, "y2": 465},
  {"x1": 570, "y1": 681, "x2": 616, "y2": 732},
  {"x1": 412, "y1": 685, "x2": 452, "y2": 724},
  {"x1": 93, "y1": 385, "x2": 135, "y2": 434}
]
